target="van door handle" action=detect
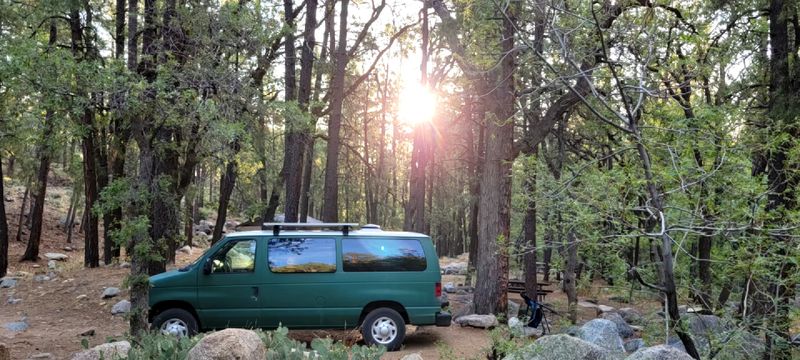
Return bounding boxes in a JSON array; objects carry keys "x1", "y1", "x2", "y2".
[{"x1": 251, "y1": 286, "x2": 259, "y2": 301}]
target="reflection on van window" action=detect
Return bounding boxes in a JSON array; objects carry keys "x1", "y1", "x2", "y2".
[
  {"x1": 342, "y1": 239, "x2": 427, "y2": 272},
  {"x1": 268, "y1": 238, "x2": 336, "y2": 273},
  {"x1": 211, "y1": 240, "x2": 256, "y2": 273}
]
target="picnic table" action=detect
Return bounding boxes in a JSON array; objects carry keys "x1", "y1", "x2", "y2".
[{"x1": 507, "y1": 279, "x2": 553, "y2": 302}]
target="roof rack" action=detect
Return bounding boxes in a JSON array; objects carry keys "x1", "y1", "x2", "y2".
[{"x1": 262, "y1": 222, "x2": 361, "y2": 236}]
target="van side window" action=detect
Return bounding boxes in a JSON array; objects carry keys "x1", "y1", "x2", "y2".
[
  {"x1": 342, "y1": 239, "x2": 427, "y2": 272},
  {"x1": 210, "y1": 239, "x2": 256, "y2": 273},
  {"x1": 268, "y1": 238, "x2": 336, "y2": 273}
]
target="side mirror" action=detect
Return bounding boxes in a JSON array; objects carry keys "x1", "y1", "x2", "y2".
[{"x1": 203, "y1": 258, "x2": 212, "y2": 275}]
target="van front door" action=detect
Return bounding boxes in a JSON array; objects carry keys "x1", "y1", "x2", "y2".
[{"x1": 197, "y1": 238, "x2": 264, "y2": 329}]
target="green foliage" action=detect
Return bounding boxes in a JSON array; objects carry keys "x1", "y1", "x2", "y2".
[{"x1": 128, "y1": 332, "x2": 201, "y2": 360}]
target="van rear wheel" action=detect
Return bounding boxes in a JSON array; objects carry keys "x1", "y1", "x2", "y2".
[
  {"x1": 152, "y1": 308, "x2": 198, "y2": 338},
  {"x1": 361, "y1": 308, "x2": 405, "y2": 351}
]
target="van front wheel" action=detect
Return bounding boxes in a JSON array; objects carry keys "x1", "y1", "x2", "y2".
[
  {"x1": 361, "y1": 308, "x2": 405, "y2": 351},
  {"x1": 152, "y1": 308, "x2": 198, "y2": 338}
]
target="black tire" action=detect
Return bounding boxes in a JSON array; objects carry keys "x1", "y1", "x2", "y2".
[
  {"x1": 151, "y1": 308, "x2": 199, "y2": 338},
  {"x1": 361, "y1": 307, "x2": 406, "y2": 351}
]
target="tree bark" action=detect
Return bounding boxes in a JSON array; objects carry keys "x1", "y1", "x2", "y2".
[
  {"x1": 321, "y1": 0, "x2": 351, "y2": 222},
  {"x1": 0, "y1": 152, "x2": 9, "y2": 278},
  {"x1": 212, "y1": 145, "x2": 239, "y2": 244},
  {"x1": 564, "y1": 231, "x2": 578, "y2": 323}
]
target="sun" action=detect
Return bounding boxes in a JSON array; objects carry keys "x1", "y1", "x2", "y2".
[{"x1": 398, "y1": 82, "x2": 437, "y2": 126}]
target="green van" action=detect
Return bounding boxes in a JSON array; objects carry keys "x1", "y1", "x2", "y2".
[{"x1": 148, "y1": 223, "x2": 451, "y2": 350}]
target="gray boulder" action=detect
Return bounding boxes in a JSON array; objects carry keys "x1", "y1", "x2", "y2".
[
  {"x1": 617, "y1": 308, "x2": 644, "y2": 326},
  {"x1": 503, "y1": 334, "x2": 613, "y2": 360},
  {"x1": 400, "y1": 354, "x2": 424, "y2": 360},
  {"x1": 449, "y1": 293, "x2": 474, "y2": 318},
  {"x1": 508, "y1": 299, "x2": 521, "y2": 318},
  {"x1": 3, "y1": 320, "x2": 28, "y2": 332},
  {"x1": 578, "y1": 319, "x2": 625, "y2": 354},
  {"x1": 442, "y1": 262, "x2": 467, "y2": 275},
  {"x1": 71, "y1": 340, "x2": 131, "y2": 360},
  {"x1": 443, "y1": 282, "x2": 456, "y2": 293},
  {"x1": 0, "y1": 278, "x2": 17, "y2": 288},
  {"x1": 602, "y1": 312, "x2": 635, "y2": 338},
  {"x1": 111, "y1": 300, "x2": 131, "y2": 315},
  {"x1": 626, "y1": 345, "x2": 693, "y2": 360},
  {"x1": 455, "y1": 314, "x2": 498, "y2": 329},
  {"x1": 624, "y1": 339, "x2": 646, "y2": 353},
  {"x1": 187, "y1": 328, "x2": 266, "y2": 360},
  {"x1": 102, "y1": 287, "x2": 120, "y2": 299}
]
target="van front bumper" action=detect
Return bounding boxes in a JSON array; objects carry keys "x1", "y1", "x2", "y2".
[{"x1": 435, "y1": 311, "x2": 452, "y2": 327}]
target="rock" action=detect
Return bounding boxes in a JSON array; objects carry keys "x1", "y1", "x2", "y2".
[
  {"x1": 626, "y1": 345, "x2": 693, "y2": 360},
  {"x1": 509, "y1": 316, "x2": 523, "y2": 333},
  {"x1": 561, "y1": 326, "x2": 581, "y2": 337},
  {"x1": 508, "y1": 299, "x2": 521, "y2": 318},
  {"x1": 601, "y1": 312, "x2": 634, "y2": 338},
  {"x1": 442, "y1": 262, "x2": 467, "y2": 275},
  {"x1": 449, "y1": 293, "x2": 474, "y2": 318},
  {"x1": 63, "y1": 246, "x2": 74, "y2": 252},
  {"x1": 195, "y1": 220, "x2": 214, "y2": 235},
  {"x1": 31, "y1": 353, "x2": 53, "y2": 359},
  {"x1": 119, "y1": 262, "x2": 131, "y2": 269},
  {"x1": 667, "y1": 337, "x2": 686, "y2": 353},
  {"x1": 3, "y1": 196, "x2": 11, "y2": 202},
  {"x1": 3, "y1": 320, "x2": 28, "y2": 332},
  {"x1": 7, "y1": 297, "x2": 21, "y2": 305},
  {"x1": 102, "y1": 287, "x2": 120, "y2": 299},
  {"x1": 44, "y1": 253, "x2": 68, "y2": 261},
  {"x1": 76, "y1": 294, "x2": 87, "y2": 300},
  {"x1": 714, "y1": 329, "x2": 764, "y2": 360},
  {"x1": 617, "y1": 308, "x2": 644, "y2": 325},
  {"x1": 455, "y1": 314, "x2": 498, "y2": 329},
  {"x1": 111, "y1": 300, "x2": 131, "y2": 315},
  {"x1": 187, "y1": 328, "x2": 266, "y2": 360},
  {"x1": 503, "y1": 334, "x2": 613, "y2": 360},
  {"x1": 522, "y1": 326, "x2": 544, "y2": 338},
  {"x1": 79, "y1": 328, "x2": 96, "y2": 336},
  {"x1": 33, "y1": 275, "x2": 51, "y2": 282},
  {"x1": 578, "y1": 319, "x2": 625, "y2": 354},
  {"x1": 0, "y1": 343, "x2": 8, "y2": 360},
  {"x1": 443, "y1": 282, "x2": 456, "y2": 293},
  {"x1": 0, "y1": 278, "x2": 17, "y2": 288},
  {"x1": 71, "y1": 341, "x2": 131, "y2": 360},
  {"x1": 597, "y1": 305, "x2": 615, "y2": 314},
  {"x1": 577, "y1": 301, "x2": 599, "y2": 310},
  {"x1": 178, "y1": 245, "x2": 192, "y2": 254},
  {"x1": 47, "y1": 260, "x2": 57, "y2": 270},
  {"x1": 32, "y1": 264, "x2": 41, "y2": 268},
  {"x1": 684, "y1": 314, "x2": 727, "y2": 355},
  {"x1": 400, "y1": 353, "x2": 424, "y2": 360},
  {"x1": 624, "y1": 339, "x2": 646, "y2": 353}
]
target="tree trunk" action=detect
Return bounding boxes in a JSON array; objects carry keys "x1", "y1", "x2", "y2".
[
  {"x1": 564, "y1": 230, "x2": 578, "y2": 323},
  {"x1": 321, "y1": 0, "x2": 351, "y2": 222},
  {"x1": 22, "y1": 109, "x2": 54, "y2": 262},
  {"x1": 212, "y1": 148, "x2": 238, "y2": 244},
  {"x1": 0, "y1": 152, "x2": 9, "y2": 278},
  {"x1": 523, "y1": 165, "x2": 538, "y2": 301},
  {"x1": 22, "y1": 21, "x2": 57, "y2": 262},
  {"x1": 16, "y1": 185, "x2": 29, "y2": 242},
  {"x1": 281, "y1": 0, "x2": 304, "y2": 222},
  {"x1": 472, "y1": 7, "x2": 515, "y2": 314}
]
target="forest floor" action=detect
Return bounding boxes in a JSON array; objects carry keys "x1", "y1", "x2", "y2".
[{"x1": 0, "y1": 183, "x2": 657, "y2": 360}]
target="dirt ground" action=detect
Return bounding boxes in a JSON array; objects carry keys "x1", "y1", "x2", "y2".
[{"x1": 0, "y1": 184, "x2": 646, "y2": 359}]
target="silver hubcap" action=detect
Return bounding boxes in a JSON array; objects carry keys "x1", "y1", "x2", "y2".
[
  {"x1": 370, "y1": 316, "x2": 398, "y2": 344},
  {"x1": 160, "y1": 318, "x2": 188, "y2": 337}
]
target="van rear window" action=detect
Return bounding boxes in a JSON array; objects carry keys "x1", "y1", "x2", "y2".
[
  {"x1": 268, "y1": 238, "x2": 336, "y2": 273},
  {"x1": 342, "y1": 239, "x2": 427, "y2": 272}
]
